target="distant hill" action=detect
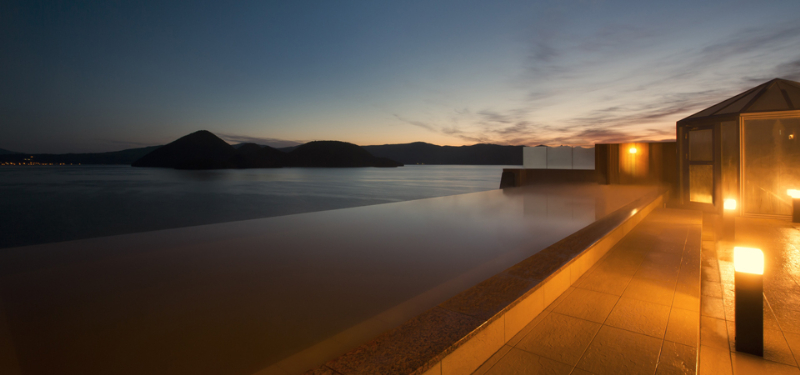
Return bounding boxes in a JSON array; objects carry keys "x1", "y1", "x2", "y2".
[
  {"x1": 286, "y1": 141, "x2": 402, "y2": 167},
  {"x1": 132, "y1": 131, "x2": 401, "y2": 169},
  {"x1": 230, "y1": 143, "x2": 286, "y2": 168},
  {"x1": 1, "y1": 137, "x2": 523, "y2": 167},
  {"x1": 132, "y1": 130, "x2": 237, "y2": 169},
  {"x1": 0, "y1": 146, "x2": 161, "y2": 164},
  {"x1": 362, "y1": 142, "x2": 523, "y2": 165}
]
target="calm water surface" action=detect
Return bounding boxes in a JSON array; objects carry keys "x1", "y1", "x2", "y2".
[
  {"x1": 0, "y1": 184, "x2": 655, "y2": 375},
  {"x1": 0, "y1": 165, "x2": 510, "y2": 249}
]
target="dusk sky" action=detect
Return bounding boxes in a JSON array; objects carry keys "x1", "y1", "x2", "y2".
[{"x1": 2, "y1": 0, "x2": 799, "y2": 153}]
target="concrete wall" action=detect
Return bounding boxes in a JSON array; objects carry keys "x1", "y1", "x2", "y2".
[
  {"x1": 502, "y1": 142, "x2": 677, "y2": 189},
  {"x1": 522, "y1": 146, "x2": 595, "y2": 170}
]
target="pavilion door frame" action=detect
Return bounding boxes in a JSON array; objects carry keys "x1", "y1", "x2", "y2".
[
  {"x1": 739, "y1": 110, "x2": 800, "y2": 218},
  {"x1": 681, "y1": 123, "x2": 718, "y2": 211}
]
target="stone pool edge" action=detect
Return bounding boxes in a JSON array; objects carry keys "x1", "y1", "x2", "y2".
[{"x1": 306, "y1": 188, "x2": 668, "y2": 375}]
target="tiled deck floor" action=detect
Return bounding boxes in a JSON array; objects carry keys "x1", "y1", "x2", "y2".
[
  {"x1": 699, "y1": 215, "x2": 800, "y2": 375},
  {"x1": 472, "y1": 208, "x2": 703, "y2": 375}
]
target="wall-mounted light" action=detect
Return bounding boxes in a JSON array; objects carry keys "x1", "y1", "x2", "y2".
[
  {"x1": 724, "y1": 199, "x2": 737, "y2": 211},
  {"x1": 734, "y1": 246, "x2": 764, "y2": 356},
  {"x1": 629, "y1": 147, "x2": 637, "y2": 154}
]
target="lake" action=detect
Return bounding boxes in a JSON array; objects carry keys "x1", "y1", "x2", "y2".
[{"x1": 0, "y1": 165, "x2": 511, "y2": 249}]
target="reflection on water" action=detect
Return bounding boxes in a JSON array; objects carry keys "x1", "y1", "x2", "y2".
[
  {"x1": 0, "y1": 165, "x2": 509, "y2": 249},
  {"x1": 0, "y1": 184, "x2": 656, "y2": 375}
]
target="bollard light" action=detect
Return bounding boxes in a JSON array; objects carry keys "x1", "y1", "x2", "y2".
[
  {"x1": 734, "y1": 246, "x2": 764, "y2": 356},
  {"x1": 723, "y1": 199, "x2": 737, "y2": 240},
  {"x1": 788, "y1": 190, "x2": 800, "y2": 223}
]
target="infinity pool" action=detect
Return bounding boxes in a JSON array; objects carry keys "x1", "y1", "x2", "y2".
[{"x1": 0, "y1": 184, "x2": 657, "y2": 375}]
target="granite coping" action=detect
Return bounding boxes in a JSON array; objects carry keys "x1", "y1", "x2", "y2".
[{"x1": 305, "y1": 187, "x2": 667, "y2": 375}]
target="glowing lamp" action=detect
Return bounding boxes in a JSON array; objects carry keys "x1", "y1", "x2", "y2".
[
  {"x1": 734, "y1": 247, "x2": 763, "y2": 275},
  {"x1": 629, "y1": 147, "x2": 637, "y2": 154},
  {"x1": 734, "y1": 246, "x2": 764, "y2": 356},
  {"x1": 724, "y1": 199, "x2": 737, "y2": 210},
  {"x1": 788, "y1": 189, "x2": 800, "y2": 199}
]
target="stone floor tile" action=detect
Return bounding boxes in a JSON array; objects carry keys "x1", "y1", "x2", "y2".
[
  {"x1": 599, "y1": 251, "x2": 645, "y2": 276},
  {"x1": 725, "y1": 321, "x2": 797, "y2": 366},
  {"x1": 545, "y1": 287, "x2": 575, "y2": 312},
  {"x1": 471, "y1": 345, "x2": 511, "y2": 375},
  {"x1": 552, "y1": 288, "x2": 619, "y2": 324},
  {"x1": 701, "y1": 266, "x2": 720, "y2": 283},
  {"x1": 730, "y1": 352, "x2": 800, "y2": 375},
  {"x1": 701, "y1": 282, "x2": 722, "y2": 298},
  {"x1": 698, "y1": 345, "x2": 732, "y2": 375},
  {"x1": 253, "y1": 365, "x2": 291, "y2": 375},
  {"x1": 774, "y1": 308, "x2": 800, "y2": 334},
  {"x1": 665, "y1": 308, "x2": 700, "y2": 348},
  {"x1": 700, "y1": 297, "x2": 725, "y2": 319},
  {"x1": 636, "y1": 262, "x2": 680, "y2": 285},
  {"x1": 766, "y1": 301, "x2": 787, "y2": 331},
  {"x1": 515, "y1": 312, "x2": 601, "y2": 366},
  {"x1": 672, "y1": 290, "x2": 701, "y2": 313},
  {"x1": 652, "y1": 240, "x2": 686, "y2": 255},
  {"x1": 701, "y1": 255, "x2": 719, "y2": 270},
  {"x1": 677, "y1": 268, "x2": 701, "y2": 292},
  {"x1": 574, "y1": 268, "x2": 633, "y2": 296},
  {"x1": 506, "y1": 310, "x2": 550, "y2": 348},
  {"x1": 605, "y1": 297, "x2": 671, "y2": 338},
  {"x1": 725, "y1": 320, "x2": 735, "y2": 353},
  {"x1": 783, "y1": 331, "x2": 800, "y2": 367},
  {"x1": 644, "y1": 251, "x2": 683, "y2": 268},
  {"x1": 483, "y1": 347, "x2": 572, "y2": 375},
  {"x1": 764, "y1": 328, "x2": 798, "y2": 367},
  {"x1": 656, "y1": 340, "x2": 696, "y2": 375},
  {"x1": 721, "y1": 291, "x2": 735, "y2": 322},
  {"x1": 718, "y1": 263, "x2": 734, "y2": 285},
  {"x1": 575, "y1": 325, "x2": 662, "y2": 375},
  {"x1": 622, "y1": 276, "x2": 676, "y2": 306},
  {"x1": 700, "y1": 316, "x2": 728, "y2": 350}
]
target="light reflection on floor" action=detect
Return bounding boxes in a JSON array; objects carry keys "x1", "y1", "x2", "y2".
[{"x1": 0, "y1": 184, "x2": 657, "y2": 375}]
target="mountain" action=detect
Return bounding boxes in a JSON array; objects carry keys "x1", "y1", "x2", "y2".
[
  {"x1": 0, "y1": 146, "x2": 161, "y2": 164},
  {"x1": 0, "y1": 148, "x2": 21, "y2": 155},
  {"x1": 362, "y1": 142, "x2": 523, "y2": 165},
  {"x1": 1, "y1": 136, "x2": 521, "y2": 167},
  {"x1": 131, "y1": 132, "x2": 401, "y2": 169},
  {"x1": 230, "y1": 143, "x2": 285, "y2": 168},
  {"x1": 132, "y1": 130, "x2": 237, "y2": 169},
  {"x1": 286, "y1": 141, "x2": 402, "y2": 167}
]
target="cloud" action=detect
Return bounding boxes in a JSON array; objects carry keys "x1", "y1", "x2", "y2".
[
  {"x1": 392, "y1": 14, "x2": 800, "y2": 147},
  {"x1": 392, "y1": 114, "x2": 436, "y2": 132},
  {"x1": 97, "y1": 139, "x2": 159, "y2": 149},
  {"x1": 216, "y1": 133, "x2": 302, "y2": 148}
]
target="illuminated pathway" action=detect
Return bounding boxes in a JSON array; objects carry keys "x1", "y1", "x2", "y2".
[
  {"x1": 698, "y1": 215, "x2": 800, "y2": 375},
  {"x1": 472, "y1": 208, "x2": 703, "y2": 375}
]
